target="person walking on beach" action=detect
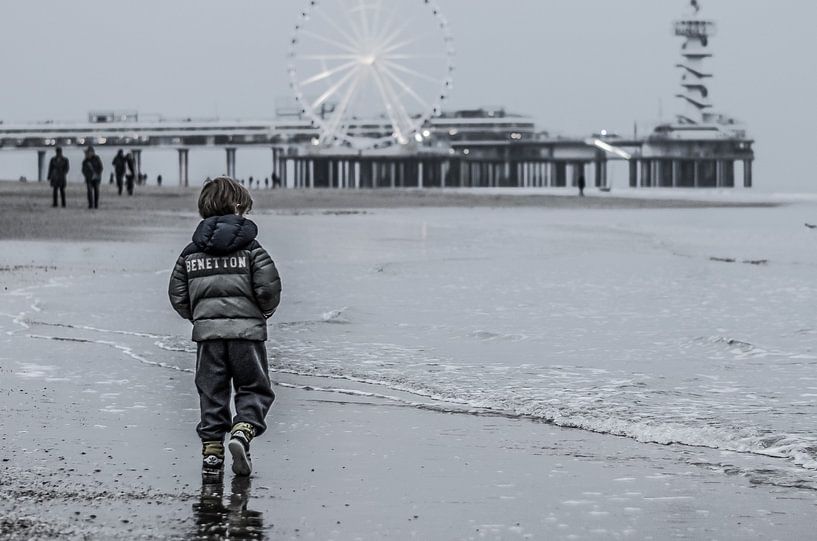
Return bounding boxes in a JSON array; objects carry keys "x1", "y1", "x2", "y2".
[
  {"x1": 47, "y1": 147, "x2": 70, "y2": 208},
  {"x1": 125, "y1": 151, "x2": 136, "y2": 195},
  {"x1": 112, "y1": 150, "x2": 127, "y2": 195},
  {"x1": 169, "y1": 176, "x2": 282, "y2": 477},
  {"x1": 578, "y1": 174, "x2": 586, "y2": 197},
  {"x1": 81, "y1": 146, "x2": 103, "y2": 209}
]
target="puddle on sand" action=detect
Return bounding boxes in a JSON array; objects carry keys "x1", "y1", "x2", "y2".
[{"x1": 190, "y1": 474, "x2": 265, "y2": 540}]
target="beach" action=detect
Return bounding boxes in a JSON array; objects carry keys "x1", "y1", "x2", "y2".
[{"x1": 2, "y1": 181, "x2": 817, "y2": 540}]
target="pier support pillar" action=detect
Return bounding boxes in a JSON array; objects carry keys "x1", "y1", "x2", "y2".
[
  {"x1": 594, "y1": 160, "x2": 603, "y2": 187},
  {"x1": 672, "y1": 160, "x2": 680, "y2": 188},
  {"x1": 693, "y1": 160, "x2": 699, "y2": 188},
  {"x1": 37, "y1": 150, "x2": 46, "y2": 182},
  {"x1": 595, "y1": 160, "x2": 607, "y2": 188},
  {"x1": 743, "y1": 160, "x2": 752, "y2": 188},
  {"x1": 177, "y1": 148, "x2": 189, "y2": 187},
  {"x1": 271, "y1": 148, "x2": 278, "y2": 176},
  {"x1": 225, "y1": 148, "x2": 236, "y2": 179}
]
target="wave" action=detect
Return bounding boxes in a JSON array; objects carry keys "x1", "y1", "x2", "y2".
[{"x1": 266, "y1": 337, "x2": 817, "y2": 479}]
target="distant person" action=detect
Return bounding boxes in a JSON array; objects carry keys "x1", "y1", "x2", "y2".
[
  {"x1": 109, "y1": 172, "x2": 114, "y2": 185},
  {"x1": 157, "y1": 174, "x2": 163, "y2": 187},
  {"x1": 125, "y1": 152, "x2": 136, "y2": 196},
  {"x1": 168, "y1": 176, "x2": 281, "y2": 477},
  {"x1": 272, "y1": 173, "x2": 281, "y2": 189},
  {"x1": 264, "y1": 177, "x2": 269, "y2": 189},
  {"x1": 81, "y1": 146, "x2": 103, "y2": 209},
  {"x1": 47, "y1": 147, "x2": 70, "y2": 208},
  {"x1": 248, "y1": 176, "x2": 254, "y2": 190},
  {"x1": 112, "y1": 149, "x2": 127, "y2": 195},
  {"x1": 578, "y1": 174, "x2": 586, "y2": 197},
  {"x1": 256, "y1": 179, "x2": 260, "y2": 189}
]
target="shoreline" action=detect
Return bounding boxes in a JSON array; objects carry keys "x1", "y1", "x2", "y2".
[
  {"x1": 2, "y1": 193, "x2": 816, "y2": 539},
  {"x1": 0, "y1": 181, "x2": 780, "y2": 243}
]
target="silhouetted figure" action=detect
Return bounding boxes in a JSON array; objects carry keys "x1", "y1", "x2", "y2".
[
  {"x1": 82, "y1": 146, "x2": 103, "y2": 209},
  {"x1": 272, "y1": 173, "x2": 281, "y2": 189},
  {"x1": 157, "y1": 174, "x2": 163, "y2": 187},
  {"x1": 264, "y1": 177, "x2": 269, "y2": 189},
  {"x1": 47, "y1": 147, "x2": 69, "y2": 208},
  {"x1": 109, "y1": 172, "x2": 114, "y2": 185},
  {"x1": 578, "y1": 174, "x2": 586, "y2": 197},
  {"x1": 112, "y1": 150, "x2": 127, "y2": 195},
  {"x1": 248, "y1": 176, "x2": 254, "y2": 189},
  {"x1": 125, "y1": 152, "x2": 136, "y2": 195}
]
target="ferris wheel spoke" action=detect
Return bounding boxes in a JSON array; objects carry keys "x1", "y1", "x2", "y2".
[
  {"x1": 322, "y1": 68, "x2": 364, "y2": 143},
  {"x1": 371, "y1": 68, "x2": 410, "y2": 140},
  {"x1": 379, "y1": 63, "x2": 433, "y2": 111},
  {"x1": 338, "y1": 0, "x2": 367, "y2": 43},
  {"x1": 382, "y1": 60, "x2": 441, "y2": 85},
  {"x1": 299, "y1": 60, "x2": 359, "y2": 87},
  {"x1": 385, "y1": 53, "x2": 448, "y2": 60},
  {"x1": 377, "y1": 65, "x2": 418, "y2": 133},
  {"x1": 356, "y1": 0, "x2": 373, "y2": 41},
  {"x1": 300, "y1": 29, "x2": 359, "y2": 55},
  {"x1": 297, "y1": 54, "x2": 361, "y2": 60},
  {"x1": 311, "y1": 65, "x2": 362, "y2": 110},
  {"x1": 371, "y1": 8, "x2": 404, "y2": 47},
  {"x1": 376, "y1": 17, "x2": 417, "y2": 51},
  {"x1": 314, "y1": 8, "x2": 362, "y2": 52},
  {"x1": 379, "y1": 35, "x2": 427, "y2": 56},
  {"x1": 369, "y1": 0, "x2": 386, "y2": 40}
]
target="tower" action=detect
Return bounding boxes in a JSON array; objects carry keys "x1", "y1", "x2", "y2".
[{"x1": 674, "y1": 0, "x2": 716, "y2": 124}]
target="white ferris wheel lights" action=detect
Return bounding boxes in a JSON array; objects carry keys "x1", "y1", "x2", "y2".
[{"x1": 289, "y1": 0, "x2": 455, "y2": 149}]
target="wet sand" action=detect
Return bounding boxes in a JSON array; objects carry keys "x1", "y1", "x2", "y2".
[
  {"x1": 1, "y1": 182, "x2": 814, "y2": 540},
  {"x1": 0, "y1": 181, "x2": 773, "y2": 242}
]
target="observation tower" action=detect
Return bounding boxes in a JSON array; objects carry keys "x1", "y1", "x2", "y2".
[
  {"x1": 623, "y1": 0, "x2": 756, "y2": 189},
  {"x1": 674, "y1": 0, "x2": 716, "y2": 124}
]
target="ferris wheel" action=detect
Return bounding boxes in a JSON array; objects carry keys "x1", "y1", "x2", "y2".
[{"x1": 288, "y1": 0, "x2": 455, "y2": 149}]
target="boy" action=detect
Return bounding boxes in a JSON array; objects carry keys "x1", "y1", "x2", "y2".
[{"x1": 169, "y1": 176, "x2": 281, "y2": 476}]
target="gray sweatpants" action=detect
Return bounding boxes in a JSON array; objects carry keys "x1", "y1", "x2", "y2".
[{"x1": 195, "y1": 340, "x2": 275, "y2": 441}]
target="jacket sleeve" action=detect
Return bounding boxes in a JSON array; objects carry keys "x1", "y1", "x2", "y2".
[
  {"x1": 250, "y1": 245, "x2": 282, "y2": 318},
  {"x1": 168, "y1": 254, "x2": 193, "y2": 321}
]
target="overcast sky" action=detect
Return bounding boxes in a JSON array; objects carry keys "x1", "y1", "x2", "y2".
[{"x1": 0, "y1": 1, "x2": 814, "y2": 191}]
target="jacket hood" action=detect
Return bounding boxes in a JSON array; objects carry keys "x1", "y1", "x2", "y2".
[{"x1": 192, "y1": 215, "x2": 258, "y2": 255}]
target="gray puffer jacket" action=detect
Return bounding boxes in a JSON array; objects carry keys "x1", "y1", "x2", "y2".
[{"x1": 168, "y1": 215, "x2": 281, "y2": 342}]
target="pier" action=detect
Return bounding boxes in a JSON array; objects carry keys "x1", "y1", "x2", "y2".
[{"x1": 0, "y1": 2, "x2": 753, "y2": 190}]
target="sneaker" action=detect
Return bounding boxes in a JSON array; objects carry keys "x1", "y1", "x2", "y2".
[
  {"x1": 228, "y1": 423, "x2": 255, "y2": 476},
  {"x1": 202, "y1": 441, "x2": 225, "y2": 475}
]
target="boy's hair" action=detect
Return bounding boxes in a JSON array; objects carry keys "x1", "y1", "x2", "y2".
[{"x1": 198, "y1": 176, "x2": 254, "y2": 218}]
